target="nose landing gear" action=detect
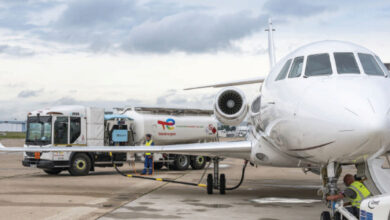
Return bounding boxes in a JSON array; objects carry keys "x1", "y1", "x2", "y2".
[
  {"x1": 206, "y1": 158, "x2": 248, "y2": 195},
  {"x1": 206, "y1": 157, "x2": 227, "y2": 195},
  {"x1": 320, "y1": 162, "x2": 345, "y2": 220}
]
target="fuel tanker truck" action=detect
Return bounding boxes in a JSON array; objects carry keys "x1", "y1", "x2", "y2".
[{"x1": 22, "y1": 105, "x2": 218, "y2": 175}]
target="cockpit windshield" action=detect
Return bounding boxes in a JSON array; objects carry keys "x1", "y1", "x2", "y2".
[
  {"x1": 374, "y1": 55, "x2": 389, "y2": 76},
  {"x1": 334, "y1": 52, "x2": 360, "y2": 74},
  {"x1": 305, "y1": 53, "x2": 332, "y2": 77},
  {"x1": 358, "y1": 53, "x2": 385, "y2": 76},
  {"x1": 26, "y1": 116, "x2": 52, "y2": 145}
]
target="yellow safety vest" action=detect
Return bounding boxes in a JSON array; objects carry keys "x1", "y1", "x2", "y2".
[
  {"x1": 348, "y1": 181, "x2": 371, "y2": 208},
  {"x1": 145, "y1": 140, "x2": 153, "y2": 156}
]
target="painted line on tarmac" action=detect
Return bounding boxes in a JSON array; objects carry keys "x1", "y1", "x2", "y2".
[{"x1": 251, "y1": 197, "x2": 321, "y2": 204}]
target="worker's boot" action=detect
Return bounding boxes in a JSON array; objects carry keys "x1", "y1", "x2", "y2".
[{"x1": 141, "y1": 169, "x2": 147, "y2": 175}]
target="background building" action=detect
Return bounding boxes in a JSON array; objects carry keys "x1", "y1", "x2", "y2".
[{"x1": 0, "y1": 121, "x2": 26, "y2": 132}]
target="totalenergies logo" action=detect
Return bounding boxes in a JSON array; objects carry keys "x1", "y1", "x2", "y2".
[
  {"x1": 208, "y1": 124, "x2": 217, "y2": 134},
  {"x1": 158, "y1": 118, "x2": 175, "y2": 130}
]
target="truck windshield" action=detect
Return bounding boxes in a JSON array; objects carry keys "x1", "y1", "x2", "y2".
[{"x1": 26, "y1": 116, "x2": 52, "y2": 145}]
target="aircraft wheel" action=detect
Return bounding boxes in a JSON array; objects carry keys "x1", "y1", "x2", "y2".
[
  {"x1": 43, "y1": 169, "x2": 62, "y2": 175},
  {"x1": 207, "y1": 174, "x2": 213, "y2": 194},
  {"x1": 334, "y1": 212, "x2": 341, "y2": 220},
  {"x1": 69, "y1": 153, "x2": 91, "y2": 176},
  {"x1": 320, "y1": 211, "x2": 331, "y2": 220},
  {"x1": 220, "y1": 174, "x2": 226, "y2": 195}
]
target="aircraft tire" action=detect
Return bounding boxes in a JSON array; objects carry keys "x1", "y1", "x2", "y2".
[
  {"x1": 207, "y1": 174, "x2": 213, "y2": 194},
  {"x1": 320, "y1": 211, "x2": 331, "y2": 220},
  {"x1": 334, "y1": 212, "x2": 341, "y2": 220},
  {"x1": 43, "y1": 169, "x2": 62, "y2": 175},
  {"x1": 69, "y1": 153, "x2": 91, "y2": 176},
  {"x1": 220, "y1": 174, "x2": 226, "y2": 195}
]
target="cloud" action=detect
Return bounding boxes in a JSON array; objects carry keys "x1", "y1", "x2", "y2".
[
  {"x1": 155, "y1": 90, "x2": 214, "y2": 109},
  {"x1": 263, "y1": 0, "x2": 333, "y2": 17},
  {"x1": 0, "y1": 44, "x2": 34, "y2": 57},
  {"x1": 17, "y1": 89, "x2": 43, "y2": 98},
  {"x1": 56, "y1": 0, "x2": 134, "y2": 28},
  {"x1": 0, "y1": 0, "x2": 270, "y2": 54},
  {"x1": 122, "y1": 12, "x2": 268, "y2": 53},
  {"x1": 43, "y1": 97, "x2": 146, "y2": 110}
]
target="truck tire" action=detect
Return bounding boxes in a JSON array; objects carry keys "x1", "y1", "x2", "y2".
[
  {"x1": 69, "y1": 153, "x2": 91, "y2": 176},
  {"x1": 43, "y1": 169, "x2": 62, "y2": 175},
  {"x1": 190, "y1": 156, "x2": 206, "y2": 170},
  {"x1": 173, "y1": 155, "x2": 190, "y2": 170},
  {"x1": 154, "y1": 162, "x2": 163, "y2": 170}
]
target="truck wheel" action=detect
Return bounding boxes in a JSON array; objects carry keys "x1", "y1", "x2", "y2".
[
  {"x1": 173, "y1": 155, "x2": 190, "y2": 170},
  {"x1": 154, "y1": 162, "x2": 163, "y2": 170},
  {"x1": 69, "y1": 153, "x2": 91, "y2": 176},
  {"x1": 43, "y1": 169, "x2": 62, "y2": 175},
  {"x1": 190, "y1": 156, "x2": 206, "y2": 170}
]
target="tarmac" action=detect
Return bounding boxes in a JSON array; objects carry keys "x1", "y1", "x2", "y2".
[{"x1": 0, "y1": 138, "x2": 333, "y2": 220}]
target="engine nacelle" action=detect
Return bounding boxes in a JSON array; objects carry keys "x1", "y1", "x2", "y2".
[{"x1": 214, "y1": 87, "x2": 248, "y2": 126}]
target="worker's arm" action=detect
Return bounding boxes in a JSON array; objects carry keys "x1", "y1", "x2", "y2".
[{"x1": 326, "y1": 193, "x2": 344, "y2": 201}]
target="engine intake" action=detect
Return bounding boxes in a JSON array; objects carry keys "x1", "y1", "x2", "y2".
[{"x1": 214, "y1": 88, "x2": 248, "y2": 126}]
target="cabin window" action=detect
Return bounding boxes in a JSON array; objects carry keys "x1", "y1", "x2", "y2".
[
  {"x1": 305, "y1": 53, "x2": 332, "y2": 77},
  {"x1": 275, "y1": 59, "x2": 292, "y2": 81},
  {"x1": 334, "y1": 52, "x2": 360, "y2": 74},
  {"x1": 358, "y1": 53, "x2": 384, "y2": 76},
  {"x1": 54, "y1": 117, "x2": 68, "y2": 145},
  {"x1": 288, "y1": 56, "x2": 304, "y2": 78},
  {"x1": 70, "y1": 117, "x2": 81, "y2": 143}
]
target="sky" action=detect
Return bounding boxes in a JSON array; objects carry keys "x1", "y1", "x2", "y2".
[{"x1": 0, "y1": 0, "x2": 389, "y2": 120}]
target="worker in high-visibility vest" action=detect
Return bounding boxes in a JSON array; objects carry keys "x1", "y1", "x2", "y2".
[
  {"x1": 141, "y1": 134, "x2": 154, "y2": 175},
  {"x1": 327, "y1": 174, "x2": 371, "y2": 218}
]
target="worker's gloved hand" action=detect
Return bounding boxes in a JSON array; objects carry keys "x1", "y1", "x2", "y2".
[
  {"x1": 326, "y1": 193, "x2": 344, "y2": 201},
  {"x1": 148, "y1": 155, "x2": 153, "y2": 159}
]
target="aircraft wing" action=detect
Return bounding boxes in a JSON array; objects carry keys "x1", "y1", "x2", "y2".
[
  {"x1": 0, "y1": 141, "x2": 252, "y2": 160},
  {"x1": 184, "y1": 76, "x2": 265, "y2": 90}
]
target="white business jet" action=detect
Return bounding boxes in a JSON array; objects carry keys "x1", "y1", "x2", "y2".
[{"x1": 1, "y1": 19, "x2": 390, "y2": 220}]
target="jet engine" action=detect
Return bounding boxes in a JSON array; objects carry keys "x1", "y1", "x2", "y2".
[{"x1": 214, "y1": 87, "x2": 248, "y2": 126}]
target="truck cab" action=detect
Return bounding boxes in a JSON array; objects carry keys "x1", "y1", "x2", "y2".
[{"x1": 22, "y1": 105, "x2": 131, "y2": 175}]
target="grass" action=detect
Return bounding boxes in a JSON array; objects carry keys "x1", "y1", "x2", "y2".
[{"x1": 0, "y1": 132, "x2": 26, "y2": 140}]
